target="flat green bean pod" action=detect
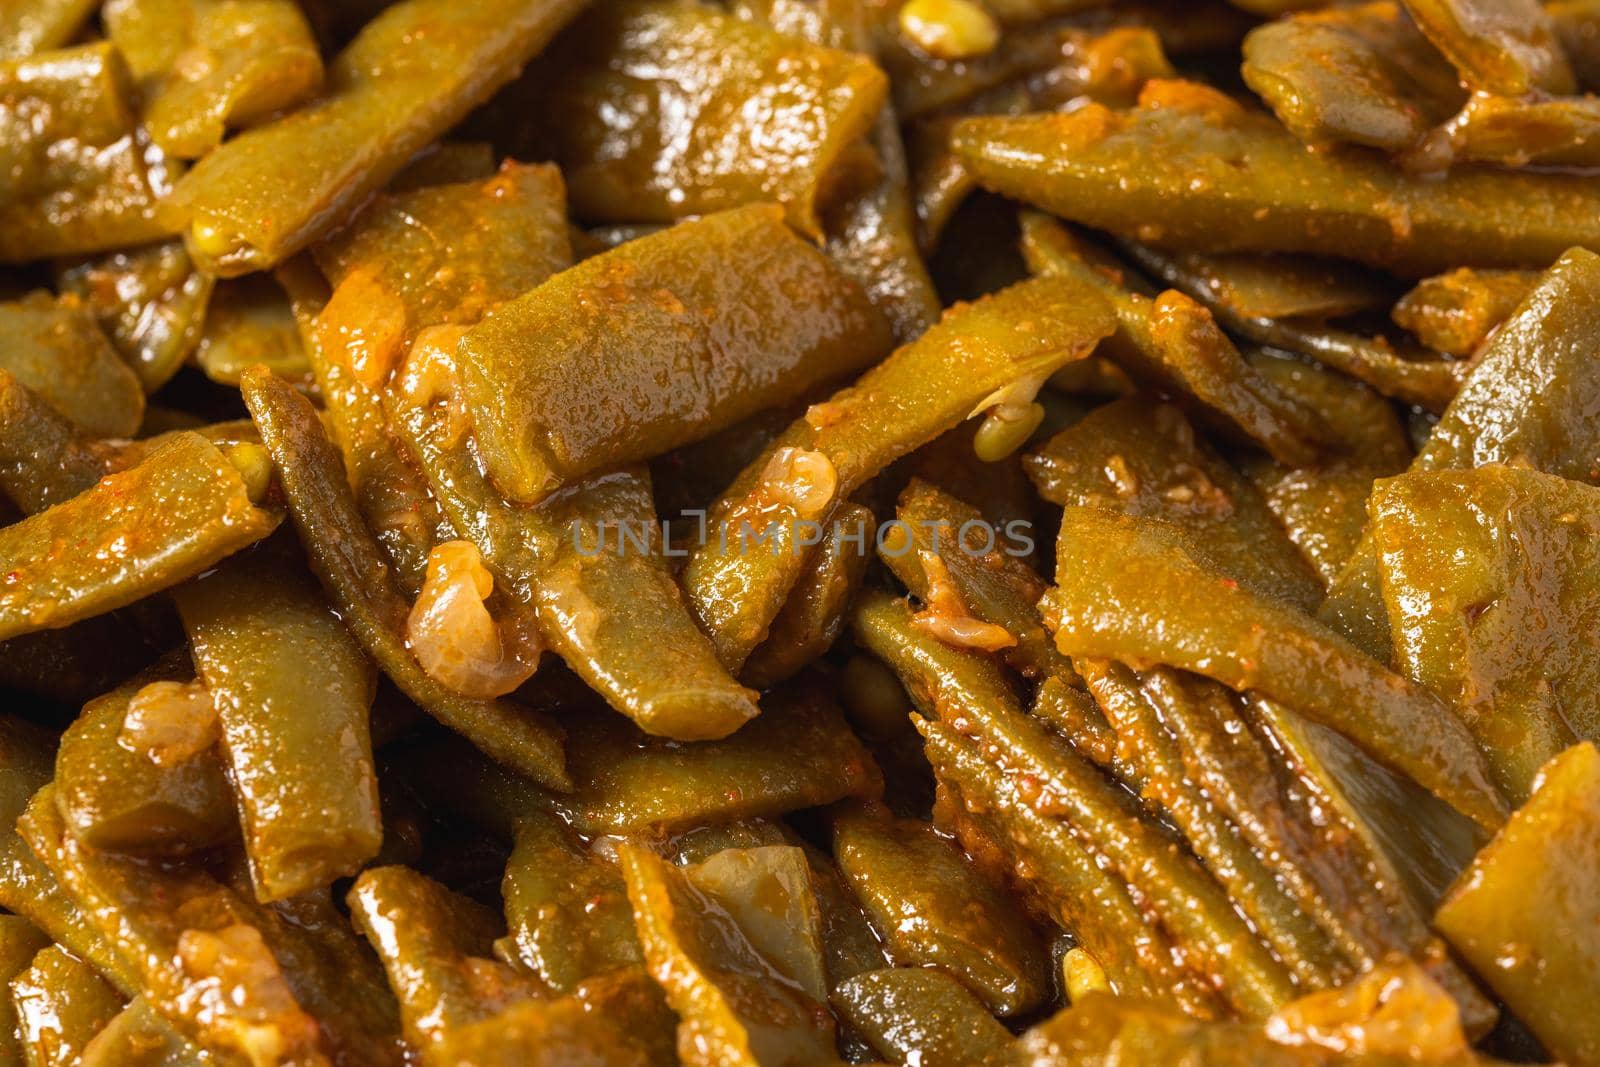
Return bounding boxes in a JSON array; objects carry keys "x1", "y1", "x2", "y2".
[
  {"x1": 167, "y1": 0, "x2": 589, "y2": 274},
  {"x1": 0, "y1": 432, "x2": 279, "y2": 643},
  {"x1": 0, "y1": 43, "x2": 170, "y2": 262},
  {"x1": 953, "y1": 81, "x2": 1600, "y2": 276},
  {"x1": 9, "y1": 944, "x2": 124, "y2": 1067},
  {"x1": 0, "y1": 294, "x2": 144, "y2": 438},
  {"x1": 0, "y1": 0, "x2": 98, "y2": 58},
  {"x1": 458, "y1": 204, "x2": 892, "y2": 505}
]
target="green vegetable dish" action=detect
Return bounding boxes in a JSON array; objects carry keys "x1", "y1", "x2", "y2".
[{"x1": 1, "y1": 0, "x2": 1599, "y2": 1062}]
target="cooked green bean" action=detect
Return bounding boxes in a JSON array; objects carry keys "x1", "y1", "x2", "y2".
[
  {"x1": 167, "y1": 0, "x2": 588, "y2": 274},
  {"x1": 0, "y1": 293, "x2": 144, "y2": 438},
  {"x1": 831, "y1": 968, "x2": 1013, "y2": 1067},
  {"x1": 402, "y1": 678, "x2": 880, "y2": 838},
  {"x1": 0, "y1": 918, "x2": 50, "y2": 1067},
  {"x1": 1371, "y1": 466, "x2": 1600, "y2": 804},
  {"x1": 22, "y1": 787, "x2": 402, "y2": 1067},
  {"x1": 520, "y1": 1, "x2": 888, "y2": 238},
  {"x1": 55, "y1": 242, "x2": 213, "y2": 393},
  {"x1": 0, "y1": 432, "x2": 279, "y2": 643},
  {"x1": 1044, "y1": 506, "x2": 1508, "y2": 830},
  {"x1": 457, "y1": 203, "x2": 892, "y2": 505},
  {"x1": 240, "y1": 367, "x2": 571, "y2": 790},
  {"x1": 1020, "y1": 212, "x2": 1329, "y2": 466},
  {"x1": 104, "y1": 0, "x2": 323, "y2": 158},
  {"x1": 1392, "y1": 268, "x2": 1540, "y2": 357},
  {"x1": 0, "y1": 371, "x2": 119, "y2": 515},
  {"x1": 684, "y1": 273, "x2": 1114, "y2": 669},
  {"x1": 1402, "y1": 0, "x2": 1574, "y2": 95},
  {"x1": 618, "y1": 842, "x2": 838, "y2": 1067},
  {"x1": 1322, "y1": 246, "x2": 1600, "y2": 660},
  {"x1": 953, "y1": 82, "x2": 1600, "y2": 275},
  {"x1": 53, "y1": 652, "x2": 235, "y2": 857},
  {"x1": 1434, "y1": 742, "x2": 1600, "y2": 1067},
  {"x1": 497, "y1": 812, "x2": 640, "y2": 994},
  {"x1": 79, "y1": 997, "x2": 207, "y2": 1067},
  {"x1": 174, "y1": 538, "x2": 382, "y2": 901},
  {"x1": 386, "y1": 329, "x2": 759, "y2": 740},
  {"x1": 0, "y1": 43, "x2": 169, "y2": 262},
  {"x1": 833, "y1": 802, "x2": 1050, "y2": 1016},
  {"x1": 192, "y1": 277, "x2": 311, "y2": 389},
  {"x1": 0, "y1": 0, "x2": 97, "y2": 58},
  {"x1": 9, "y1": 944, "x2": 124, "y2": 1067}
]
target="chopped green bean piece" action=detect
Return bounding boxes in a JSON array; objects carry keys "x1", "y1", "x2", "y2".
[
  {"x1": 1019, "y1": 212, "x2": 1330, "y2": 466},
  {"x1": 0, "y1": 370, "x2": 119, "y2": 515},
  {"x1": 1241, "y1": 3, "x2": 1463, "y2": 152},
  {"x1": 0, "y1": 43, "x2": 170, "y2": 262},
  {"x1": 54, "y1": 652, "x2": 236, "y2": 857},
  {"x1": 1392, "y1": 268, "x2": 1539, "y2": 357},
  {"x1": 833, "y1": 802, "x2": 1050, "y2": 1016},
  {"x1": 1044, "y1": 507, "x2": 1507, "y2": 830},
  {"x1": 1371, "y1": 466, "x2": 1600, "y2": 804},
  {"x1": 167, "y1": 0, "x2": 589, "y2": 274},
  {"x1": 104, "y1": 0, "x2": 324, "y2": 158},
  {"x1": 22, "y1": 788, "x2": 404, "y2": 1067},
  {"x1": 497, "y1": 812, "x2": 640, "y2": 994},
  {"x1": 0, "y1": 0, "x2": 97, "y2": 58},
  {"x1": 10, "y1": 944, "x2": 124, "y2": 1067},
  {"x1": 523, "y1": 1, "x2": 888, "y2": 238},
  {"x1": 175, "y1": 539, "x2": 382, "y2": 901},
  {"x1": 685, "y1": 274, "x2": 1114, "y2": 669},
  {"x1": 1026, "y1": 397, "x2": 1322, "y2": 613},
  {"x1": 387, "y1": 328, "x2": 759, "y2": 740},
  {"x1": 1435, "y1": 742, "x2": 1600, "y2": 1067},
  {"x1": 0, "y1": 293, "x2": 144, "y2": 438},
  {"x1": 832, "y1": 968, "x2": 1012, "y2": 1067},
  {"x1": 56, "y1": 242, "x2": 214, "y2": 393},
  {"x1": 1402, "y1": 0, "x2": 1574, "y2": 95},
  {"x1": 618, "y1": 842, "x2": 838, "y2": 1067},
  {"x1": 193, "y1": 276, "x2": 311, "y2": 389},
  {"x1": 458, "y1": 204, "x2": 892, "y2": 504},
  {"x1": 0, "y1": 918, "x2": 50, "y2": 1067},
  {"x1": 0, "y1": 432, "x2": 279, "y2": 643},
  {"x1": 953, "y1": 81, "x2": 1600, "y2": 275}
]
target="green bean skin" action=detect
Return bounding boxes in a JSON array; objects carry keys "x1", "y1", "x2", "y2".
[
  {"x1": 0, "y1": 43, "x2": 169, "y2": 262},
  {"x1": 385, "y1": 335, "x2": 759, "y2": 741},
  {"x1": 167, "y1": 0, "x2": 589, "y2": 274},
  {"x1": 192, "y1": 277, "x2": 312, "y2": 389},
  {"x1": 9, "y1": 945, "x2": 124, "y2": 1067},
  {"x1": 0, "y1": 432, "x2": 279, "y2": 644},
  {"x1": 241, "y1": 366, "x2": 571, "y2": 790},
  {"x1": 952, "y1": 83, "x2": 1600, "y2": 276},
  {"x1": 1403, "y1": 0, "x2": 1573, "y2": 95},
  {"x1": 684, "y1": 273, "x2": 1115, "y2": 669},
  {"x1": 0, "y1": 293, "x2": 144, "y2": 438},
  {"x1": 54, "y1": 653, "x2": 236, "y2": 857},
  {"x1": 175, "y1": 539, "x2": 382, "y2": 902},
  {"x1": 831, "y1": 968, "x2": 1012, "y2": 1067},
  {"x1": 458, "y1": 203, "x2": 893, "y2": 504},
  {"x1": 832, "y1": 802, "x2": 1051, "y2": 1016}
]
